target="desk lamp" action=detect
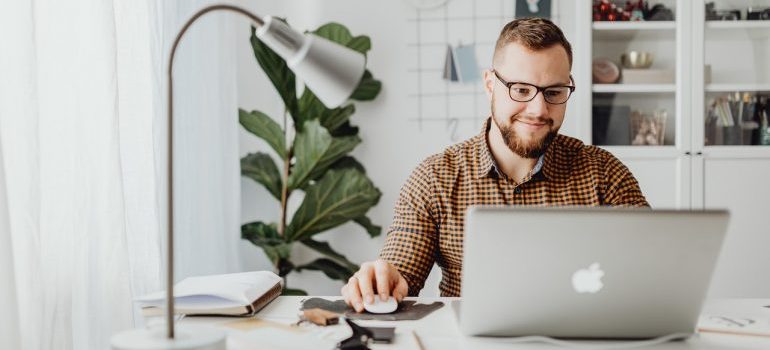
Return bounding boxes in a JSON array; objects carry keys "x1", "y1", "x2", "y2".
[{"x1": 110, "y1": 4, "x2": 365, "y2": 350}]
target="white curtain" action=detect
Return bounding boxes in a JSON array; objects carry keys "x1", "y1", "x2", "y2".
[
  {"x1": 0, "y1": 131, "x2": 20, "y2": 350},
  {"x1": 0, "y1": 1, "x2": 240, "y2": 349}
]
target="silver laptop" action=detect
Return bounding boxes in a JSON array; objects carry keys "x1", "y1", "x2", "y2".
[{"x1": 457, "y1": 206, "x2": 729, "y2": 339}]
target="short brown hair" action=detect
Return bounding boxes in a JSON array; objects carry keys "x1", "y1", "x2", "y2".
[{"x1": 494, "y1": 18, "x2": 572, "y2": 67}]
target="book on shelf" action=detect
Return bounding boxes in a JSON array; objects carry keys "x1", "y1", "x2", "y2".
[{"x1": 137, "y1": 271, "x2": 282, "y2": 317}]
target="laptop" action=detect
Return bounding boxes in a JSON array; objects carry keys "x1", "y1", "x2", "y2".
[{"x1": 457, "y1": 206, "x2": 729, "y2": 339}]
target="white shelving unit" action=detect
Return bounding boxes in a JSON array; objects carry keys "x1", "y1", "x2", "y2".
[{"x1": 577, "y1": 0, "x2": 770, "y2": 298}]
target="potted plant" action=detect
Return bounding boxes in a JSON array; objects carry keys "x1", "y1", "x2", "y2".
[{"x1": 240, "y1": 20, "x2": 382, "y2": 295}]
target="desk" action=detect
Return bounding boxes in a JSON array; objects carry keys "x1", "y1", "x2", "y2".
[{"x1": 175, "y1": 297, "x2": 770, "y2": 349}]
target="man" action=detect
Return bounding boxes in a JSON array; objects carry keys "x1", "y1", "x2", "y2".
[{"x1": 341, "y1": 18, "x2": 648, "y2": 312}]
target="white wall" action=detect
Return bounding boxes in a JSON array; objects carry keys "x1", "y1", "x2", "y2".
[{"x1": 235, "y1": 0, "x2": 579, "y2": 295}]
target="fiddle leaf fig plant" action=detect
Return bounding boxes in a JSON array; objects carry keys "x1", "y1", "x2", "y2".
[{"x1": 240, "y1": 20, "x2": 382, "y2": 295}]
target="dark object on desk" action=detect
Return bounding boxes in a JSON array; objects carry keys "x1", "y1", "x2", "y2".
[
  {"x1": 337, "y1": 318, "x2": 373, "y2": 350},
  {"x1": 301, "y1": 297, "x2": 444, "y2": 321},
  {"x1": 365, "y1": 326, "x2": 396, "y2": 344}
]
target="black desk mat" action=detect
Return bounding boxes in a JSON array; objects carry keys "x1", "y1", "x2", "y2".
[{"x1": 300, "y1": 297, "x2": 444, "y2": 321}]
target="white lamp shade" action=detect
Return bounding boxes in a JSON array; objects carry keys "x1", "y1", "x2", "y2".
[{"x1": 256, "y1": 16, "x2": 366, "y2": 108}]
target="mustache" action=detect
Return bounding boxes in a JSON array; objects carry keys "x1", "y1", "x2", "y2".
[{"x1": 512, "y1": 116, "x2": 554, "y2": 126}]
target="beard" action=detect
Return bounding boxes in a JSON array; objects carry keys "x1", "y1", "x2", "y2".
[{"x1": 491, "y1": 96, "x2": 559, "y2": 159}]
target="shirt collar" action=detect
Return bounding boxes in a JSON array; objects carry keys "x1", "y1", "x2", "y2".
[{"x1": 475, "y1": 117, "x2": 548, "y2": 180}]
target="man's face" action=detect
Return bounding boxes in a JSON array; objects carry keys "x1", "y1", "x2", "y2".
[{"x1": 483, "y1": 42, "x2": 572, "y2": 159}]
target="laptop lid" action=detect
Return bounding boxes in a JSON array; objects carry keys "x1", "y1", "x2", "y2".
[{"x1": 458, "y1": 207, "x2": 729, "y2": 338}]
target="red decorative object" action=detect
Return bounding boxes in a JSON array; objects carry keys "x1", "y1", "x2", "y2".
[{"x1": 593, "y1": 0, "x2": 648, "y2": 22}]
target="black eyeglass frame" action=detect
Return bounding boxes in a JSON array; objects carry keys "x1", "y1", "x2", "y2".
[{"x1": 492, "y1": 69, "x2": 576, "y2": 105}]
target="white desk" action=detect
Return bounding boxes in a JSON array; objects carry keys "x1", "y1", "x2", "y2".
[{"x1": 177, "y1": 297, "x2": 770, "y2": 350}]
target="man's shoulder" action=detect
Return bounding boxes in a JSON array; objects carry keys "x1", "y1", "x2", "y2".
[{"x1": 552, "y1": 134, "x2": 614, "y2": 162}]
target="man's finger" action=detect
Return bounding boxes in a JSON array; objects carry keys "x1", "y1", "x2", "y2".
[
  {"x1": 374, "y1": 261, "x2": 391, "y2": 301},
  {"x1": 394, "y1": 275, "x2": 409, "y2": 302},
  {"x1": 356, "y1": 265, "x2": 375, "y2": 304},
  {"x1": 346, "y1": 277, "x2": 364, "y2": 312},
  {"x1": 341, "y1": 278, "x2": 355, "y2": 306}
]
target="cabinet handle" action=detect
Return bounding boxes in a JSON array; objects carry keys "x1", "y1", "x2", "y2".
[
  {"x1": 685, "y1": 151, "x2": 692, "y2": 155},
  {"x1": 696, "y1": 151, "x2": 703, "y2": 156}
]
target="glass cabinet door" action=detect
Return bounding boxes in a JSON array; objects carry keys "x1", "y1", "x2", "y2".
[
  {"x1": 702, "y1": 0, "x2": 770, "y2": 147},
  {"x1": 589, "y1": 0, "x2": 679, "y2": 147}
]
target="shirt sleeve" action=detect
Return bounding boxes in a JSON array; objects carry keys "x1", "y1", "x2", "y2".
[
  {"x1": 601, "y1": 152, "x2": 650, "y2": 207},
  {"x1": 379, "y1": 158, "x2": 439, "y2": 296}
]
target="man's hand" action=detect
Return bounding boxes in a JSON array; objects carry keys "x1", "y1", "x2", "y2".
[{"x1": 341, "y1": 259, "x2": 409, "y2": 312}]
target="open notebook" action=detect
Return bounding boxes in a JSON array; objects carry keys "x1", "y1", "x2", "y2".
[{"x1": 137, "y1": 271, "x2": 282, "y2": 317}]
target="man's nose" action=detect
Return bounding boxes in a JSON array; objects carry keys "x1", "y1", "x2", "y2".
[{"x1": 524, "y1": 92, "x2": 549, "y2": 117}]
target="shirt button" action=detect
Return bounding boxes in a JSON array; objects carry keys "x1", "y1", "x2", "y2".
[{"x1": 514, "y1": 187, "x2": 522, "y2": 194}]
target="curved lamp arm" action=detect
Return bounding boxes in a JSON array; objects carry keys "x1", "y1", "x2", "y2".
[
  {"x1": 165, "y1": 4, "x2": 365, "y2": 340},
  {"x1": 166, "y1": 5, "x2": 263, "y2": 340}
]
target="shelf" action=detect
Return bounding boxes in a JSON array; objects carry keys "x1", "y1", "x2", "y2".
[
  {"x1": 593, "y1": 84, "x2": 676, "y2": 93},
  {"x1": 702, "y1": 146, "x2": 770, "y2": 159},
  {"x1": 706, "y1": 84, "x2": 770, "y2": 92},
  {"x1": 599, "y1": 146, "x2": 682, "y2": 159},
  {"x1": 592, "y1": 21, "x2": 677, "y2": 30},
  {"x1": 592, "y1": 21, "x2": 676, "y2": 40},
  {"x1": 706, "y1": 21, "x2": 770, "y2": 30}
]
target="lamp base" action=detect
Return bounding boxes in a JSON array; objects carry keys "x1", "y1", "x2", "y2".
[{"x1": 111, "y1": 325, "x2": 226, "y2": 350}]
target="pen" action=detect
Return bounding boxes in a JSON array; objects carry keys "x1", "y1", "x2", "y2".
[{"x1": 411, "y1": 329, "x2": 426, "y2": 350}]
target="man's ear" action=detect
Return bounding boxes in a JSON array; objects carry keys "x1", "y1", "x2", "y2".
[{"x1": 483, "y1": 69, "x2": 494, "y2": 100}]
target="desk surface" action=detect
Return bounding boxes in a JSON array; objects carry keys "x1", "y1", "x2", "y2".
[{"x1": 176, "y1": 297, "x2": 770, "y2": 350}]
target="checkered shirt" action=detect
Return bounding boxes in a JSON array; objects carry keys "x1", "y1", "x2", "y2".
[{"x1": 379, "y1": 117, "x2": 649, "y2": 297}]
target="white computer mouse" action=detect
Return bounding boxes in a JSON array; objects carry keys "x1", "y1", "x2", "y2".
[{"x1": 363, "y1": 296, "x2": 398, "y2": 314}]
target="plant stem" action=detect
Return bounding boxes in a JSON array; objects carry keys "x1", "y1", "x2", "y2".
[{"x1": 278, "y1": 108, "x2": 291, "y2": 237}]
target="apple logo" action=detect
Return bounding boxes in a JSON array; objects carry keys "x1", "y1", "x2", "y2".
[{"x1": 572, "y1": 262, "x2": 605, "y2": 294}]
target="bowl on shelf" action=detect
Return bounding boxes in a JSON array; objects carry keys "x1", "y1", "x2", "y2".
[{"x1": 621, "y1": 51, "x2": 654, "y2": 69}]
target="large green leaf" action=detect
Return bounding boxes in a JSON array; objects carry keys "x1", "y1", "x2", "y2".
[
  {"x1": 250, "y1": 25, "x2": 298, "y2": 119},
  {"x1": 328, "y1": 156, "x2": 366, "y2": 174},
  {"x1": 321, "y1": 104, "x2": 356, "y2": 132},
  {"x1": 309, "y1": 156, "x2": 365, "y2": 184},
  {"x1": 295, "y1": 258, "x2": 356, "y2": 281},
  {"x1": 346, "y1": 36, "x2": 371, "y2": 54},
  {"x1": 330, "y1": 121, "x2": 360, "y2": 137},
  {"x1": 288, "y1": 120, "x2": 360, "y2": 191},
  {"x1": 296, "y1": 89, "x2": 325, "y2": 131},
  {"x1": 312, "y1": 23, "x2": 371, "y2": 54},
  {"x1": 313, "y1": 23, "x2": 353, "y2": 45},
  {"x1": 300, "y1": 239, "x2": 358, "y2": 271},
  {"x1": 297, "y1": 88, "x2": 356, "y2": 134},
  {"x1": 241, "y1": 222, "x2": 290, "y2": 265},
  {"x1": 350, "y1": 70, "x2": 381, "y2": 101},
  {"x1": 285, "y1": 168, "x2": 381, "y2": 241},
  {"x1": 239, "y1": 109, "x2": 286, "y2": 159},
  {"x1": 354, "y1": 216, "x2": 382, "y2": 238},
  {"x1": 241, "y1": 152, "x2": 282, "y2": 200}
]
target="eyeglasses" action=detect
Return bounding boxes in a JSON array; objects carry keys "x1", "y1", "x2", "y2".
[{"x1": 492, "y1": 70, "x2": 575, "y2": 105}]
